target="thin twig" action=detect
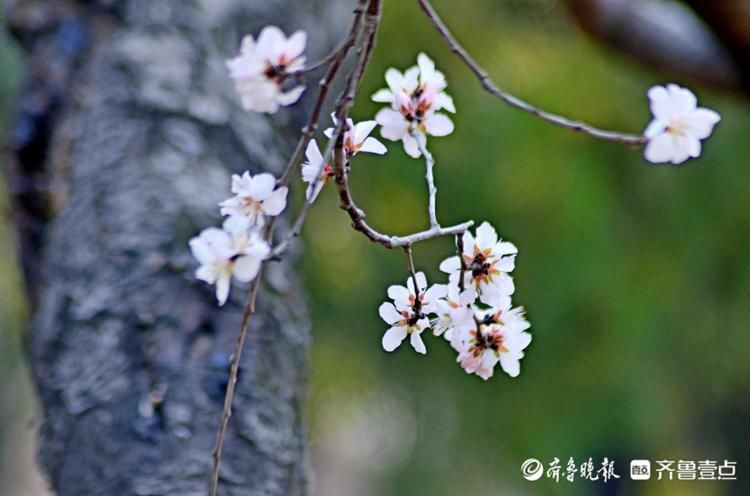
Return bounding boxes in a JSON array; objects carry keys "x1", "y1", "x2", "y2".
[
  {"x1": 287, "y1": 2, "x2": 367, "y2": 79},
  {"x1": 325, "y1": 120, "x2": 473, "y2": 251},
  {"x1": 456, "y1": 232, "x2": 466, "y2": 292},
  {"x1": 209, "y1": 7, "x2": 371, "y2": 493},
  {"x1": 279, "y1": 1, "x2": 367, "y2": 187},
  {"x1": 209, "y1": 267, "x2": 263, "y2": 496},
  {"x1": 411, "y1": 127, "x2": 439, "y2": 228},
  {"x1": 416, "y1": 0, "x2": 647, "y2": 146},
  {"x1": 272, "y1": 0, "x2": 384, "y2": 259},
  {"x1": 316, "y1": 0, "x2": 475, "y2": 253},
  {"x1": 404, "y1": 245, "x2": 422, "y2": 313}
]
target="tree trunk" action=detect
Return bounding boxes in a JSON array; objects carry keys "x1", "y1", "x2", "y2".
[{"x1": 6, "y1": 0, "x2": 342, "y2": 494}]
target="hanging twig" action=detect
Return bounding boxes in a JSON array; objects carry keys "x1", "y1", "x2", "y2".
[
  {"x1": 209, "y1": 4, "x2": 370, "y2": 495},
  {"x1": 279, "y1": 1, "x2": 367, "y2": 187},
  {"x1": 208, "y1": 265, "x2": 264, "y2": 496}
]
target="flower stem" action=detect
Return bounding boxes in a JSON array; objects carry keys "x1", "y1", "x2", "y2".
[{"x1": 411, "y1": 127, "x2": 440, "y2": 229}]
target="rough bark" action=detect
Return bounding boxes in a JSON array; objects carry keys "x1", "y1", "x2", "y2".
[{"x1": 5, "y1": 0, "x2": 343, "y2": 494}]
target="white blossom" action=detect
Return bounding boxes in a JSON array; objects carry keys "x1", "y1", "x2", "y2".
[
  {"x1": 644, "y1": 84, "x2": 720, "y2": 165},
  {"x1": 453, "y1": 300, "x2": 531, "y2": 379},
  {"x1": 439, "y1": 222, "x2": 517, "y2": 307},
  {"x1": 388, "y1": 271, "x2": 446, "y2": 315},
  {"x1": 372, "y1": 53, "x2": 455, "y2": 158},
  {"x1": 378, "y1": 272, "x2": 446, "y2": 354},
  {"x1": 324, "y1": 114, "x2": 388, "y2": 158},
  {"x1": 219, "y1": 171, "x2": 288, "y2": 227},
  {"x1": 226, "y1": 26, "x2": 307, "y2": 113},
  {"x1": 433, "y1": 282, "x2": 476, "y2": 340},
  {"x1": 301, "y1": 140, "x2": 332, "y2": 203},
  {"x1": 189, "y1": 217, "x2": 270, "y2": 306}
]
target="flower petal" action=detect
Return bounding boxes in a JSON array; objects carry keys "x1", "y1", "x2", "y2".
[
  {"x1": 371, "y1": 88, "x2": 394, "y2": 103},
  {"x1": 439, "y1": 256, "x2": 461, "y2": 274},
  {"x1": 378, "y1": 302, "x2": 402, "y2": 324},
  {"x1": 407, "y1": 272, "x2": 428, "y2": 294},
  {"x1": 435, "y1": 92, "x2": 456, "y2": 113},
  {"x1": 256, "y1": 25, "x2": 286, "y2": 60},
  {"x1": 499, "y1": 353, "x2": 521, "y2": 378},
  {"x1": 402, "y1": 134, "x2": 421, "y2": 158},
  {"x1": 385, "y1": 68, "x2": 405, "y2": 94},
  {"x1": 196, "y1": 265, "x2": 217, "y2": 284},
  {"x1": 387, "y1": 285, "x2": 410, "y2": 304},
  {"x1": 277, "y1": 85, "x2": 305, "y2": 106},
  {"x1": 686, "y1": 108, "x2": 720, "y2": 139},
  {"x1": 305, "y1": 139, "x2": 324, "y2": 166},
  {"x1": 495, "y1": 253, "x2": 517, "y2": 273},
  {"x1": 359, "y1": 137, "x2": 388, "y2": 155},
  {"x1": 475, "y1": 222, "x2": 497, "y2": 249},
  {"x1": 285, "y1": 31, "x2": 307, "y2": 61},
  {"x1": 376, "y1": 109, "x2": 409, "y2": 141},
  {"x1": 667, "y1": 84, "x2": 697, "y2": 116},
  {"x1": 354, "y1": 120, "x2": 378, "y2": 144},
  {"x1": 233, "y1": 255, "x2": 262, "y2": 282},
  {"x1": 261, "y1": 187, "x2": 288, "y2": 216},
  {"x1": 247, "y1": 173, "x2": 276, "y2": 200},
  {"x1": 216, "y1": 274, "x2": 231, "y2": 306},
  {"x1": 424, "y1": 113, "x2": 454, "y2": 137},
  {"x1": 423, "y1": 283, "x2": 448, "y2": 304},
  {"x1": 410, "y1": 332, "x2": 427, "y2": 354},
  {"x1": 403, "y1": 66, "x2": 420, "y2": 93},
  {"x1": 644, "y1": 132, "x2": 677, "y2": 164},
  {"x1": 306, "y1": 180, "x2": 325, "y2": 203},
  {"x1": 644, "y1": 118, "x2": 666, "y2": 139},
  {"x1": 382, "y1": 325, "x2": 407, "y2": 352}
]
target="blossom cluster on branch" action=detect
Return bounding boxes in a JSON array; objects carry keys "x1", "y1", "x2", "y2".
[
  {"x1": 373, "y1": 53, "x2": 455, "y2": 157},
  {"x1": 192, "y1": 24, "x2": 724, "y2": 375},
  {"x1": 196, "y1": 7, "x2": 725, "y2": 492},
  {"x1": 189, "y1": 171, "x2": 287, "y2": 305},
  {"x1": 380, "y1": 222, "x2": 531, "y2": 379}
]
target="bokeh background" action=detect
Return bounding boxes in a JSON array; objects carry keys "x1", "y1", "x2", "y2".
[{"x1": 2, "y1": 1, "x2": 749, "y2": 495}]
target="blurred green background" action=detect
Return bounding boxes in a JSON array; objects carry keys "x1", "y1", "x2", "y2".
[{"x1": 2, "y1": 1, "x2": 749, "y2": 495}]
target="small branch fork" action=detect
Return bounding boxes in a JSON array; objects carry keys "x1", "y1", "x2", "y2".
[{"x1": 416, "y1": 0, "x2": 647, "y2": 146}]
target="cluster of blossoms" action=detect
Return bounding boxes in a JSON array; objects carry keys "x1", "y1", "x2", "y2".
[
  {"x1": 196, "y1": 18, "x2": 729, "y2": 492},
  {"x1": 189, "y1": 172, "x2": 288, "y2": 305},
  {"x1": 379, "y1": 222, "x2": 532, "y2": 380}
]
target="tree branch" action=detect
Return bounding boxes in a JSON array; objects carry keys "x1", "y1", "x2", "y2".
[
  {"x1": 210, "y1": 3, "x2": 371, "y2": 492},
  {"x1": 417, "y1": 0, "x2": 647, "y2": 146}
]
